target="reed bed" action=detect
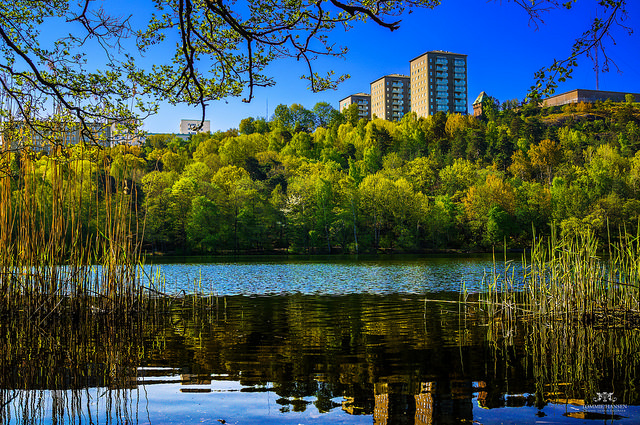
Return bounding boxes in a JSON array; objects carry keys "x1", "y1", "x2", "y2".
[
  {"x1": 481, "y1": 227, "x2": 640, "y2": 328},
  {"x1": 478, "y1": 227, "x2": 640, "y2": 407},
  {"x1": 0, "y1": 130, "x2": 158, "y2": 326}
]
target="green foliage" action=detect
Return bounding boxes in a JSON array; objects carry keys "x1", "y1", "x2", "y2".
[{"x1": 10, "y1": 97, "x2": 639, "y2": 255}]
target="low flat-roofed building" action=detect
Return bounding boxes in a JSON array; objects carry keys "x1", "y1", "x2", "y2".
[
  {"x1": 542, "y1": 89, "x2": 640, "y2": 107},
  {"x1": 180, "y1": 119, "x2": 211, "y2": 134},
  {"x1": 339, "y1": 93, "x2": 372, "y2": 120},
  {"x1": 2, "y1": 120, "x2": 112, "y2": 151}
]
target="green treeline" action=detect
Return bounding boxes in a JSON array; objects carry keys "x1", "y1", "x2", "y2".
[{"x1": 6, "y1": 97, "x2": 640, "y2": 254}]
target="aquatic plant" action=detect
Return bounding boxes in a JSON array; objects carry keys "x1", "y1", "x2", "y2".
[
  {"x1": 0, "y1": 133, "x2": 151, "y2": 323},
  {"x1": 477, "y1": 226, "x2": 640, "y2": 409}
]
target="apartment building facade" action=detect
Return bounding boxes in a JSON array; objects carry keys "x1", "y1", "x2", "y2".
[
  {"x1": 339, "y1": 93, "x2": 372, "y2": 120},
  {"x1": 410, "y1": 51, "x2": 468, "y2": 117},
  {"x1": 370, "y1": 74, "x2": 410, "y2": 121}
]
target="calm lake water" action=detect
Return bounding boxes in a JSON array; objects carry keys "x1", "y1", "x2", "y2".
[
  {"x1": 2, "y1": 256, "x2": 639, "y2": 424},
  {"x1": 144, "y1": 254, "x2": 520, "y2": 295}
]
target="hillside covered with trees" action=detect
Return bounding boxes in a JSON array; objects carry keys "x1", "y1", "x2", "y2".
[{"x1": 7, "y1": 97, "x2": 640, "y2": 255}]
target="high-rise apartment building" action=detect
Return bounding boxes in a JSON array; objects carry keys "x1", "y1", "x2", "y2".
[
  {"x1": 410, "y1": 51, "x2": 468, "y2": 117},
  {"x1": 339, "y1": 93, "x2": 371, "y2": 120},
  {"x1": 370, "y1": 74, "x2": 410, "y2": 121}
]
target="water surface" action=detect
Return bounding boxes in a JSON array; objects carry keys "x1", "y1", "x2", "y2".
[
  {"x1": 146, "y1": 254, "x2": 522, "y2": 295},
  {"x1": 2, "y1": 256, "x2": 638, "y2": 424}
]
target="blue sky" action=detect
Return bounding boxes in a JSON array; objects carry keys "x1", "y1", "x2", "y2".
[{"x1": 138, "y1": 0, "x2": 640, "y2": 133}]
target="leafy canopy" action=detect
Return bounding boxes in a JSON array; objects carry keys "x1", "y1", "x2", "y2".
[{"x1": 0, "y1": 0, "x2": 630, "y2": 140}]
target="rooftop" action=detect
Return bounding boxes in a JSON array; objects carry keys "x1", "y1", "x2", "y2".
[
  {"x1": 410, "y1": 51, "x2": 467, "y2": 62},
  {"x1": 339, "y1": 93, "x2": 371, "y2": 102},
  {"x1": 371, "y1": 74, "x2": 410, "y2": 84},
  {"x1": 473, "y1": 91, "x2": 488, "y2": 105}
]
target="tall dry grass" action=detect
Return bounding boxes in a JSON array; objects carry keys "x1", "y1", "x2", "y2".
[
  {"x1": 481, "y1": 226, "x2": 640, "y2": 327},
  {"x1": 0, "y1": 123, "x2": 149, "y2": 325},
  {"x1": 478, "y1": 227, "x2": 640, "y2": 407}
]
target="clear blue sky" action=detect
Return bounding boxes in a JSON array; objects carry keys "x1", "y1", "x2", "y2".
[{"x1": 138, "y1": 0, "x2": 640, "y2": 133}]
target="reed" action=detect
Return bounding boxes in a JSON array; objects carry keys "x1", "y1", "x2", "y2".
[
  {"x1": 0, "y1": 124, "x2": 153, "y2": 325},
  {"x1": 478, "y1": 227, "x2": 640, "y2": 407},
  {"x1": 480, "y1": 226, "x2": 640, "y2": 327}
]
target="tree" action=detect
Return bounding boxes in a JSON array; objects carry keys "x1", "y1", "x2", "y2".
[
  {"x1": 343, "y1": 103, "x2": 360, "y2": 127},
  {"x1": 463, "y1": 174, "x2": 516, "y2": 246},
  {"x1": 239, "y1": 117, "x2": 256, "y2": 135},
  {"x1": 0, "y1": 1, "x2": 631, "y2": 148},
  {"x1": 272, "y1": 104, "x2": 315, "y2": 133},
  {"x1": 528, "y1": 139, "x2": 562, "y2": 186},
  {"x1": 313, "y1": 102, "x2": 339, "y2": 128}
]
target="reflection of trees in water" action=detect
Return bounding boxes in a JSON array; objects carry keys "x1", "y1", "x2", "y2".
[
  {"x1": 1, "y1": 387, "x2": 138, "y2": 425},
  {"x1": 1, "y1": 294, "x2": 639, "y2": 423}
]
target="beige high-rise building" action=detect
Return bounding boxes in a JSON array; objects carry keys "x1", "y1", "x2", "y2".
[
  {"x1": 410, "y1": 51, "x2": 468, "y2": 117},
  {"x1": 370, "y1": 74, "x2": 411, "y2": 121},
  {"x1": 339, "y1": 93, "x2": 371, "y2": 120}
]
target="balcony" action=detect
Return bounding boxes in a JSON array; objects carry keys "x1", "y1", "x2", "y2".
[
  {"x1": 454, "y1": 73, "x2": 465, "y2": 80},
  {"x1": 435, "y1": 58, "x2": 447, "y2": 65}
]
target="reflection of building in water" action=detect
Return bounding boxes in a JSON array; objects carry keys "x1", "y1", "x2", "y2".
[
  {"x1": 476, "y1": 381, "x2": 488, "y2": 408},
  {"x1": 373, "y1": 388, "x2": 388, "y2": 424},
  {"x1": 341, "y1": 396, "x2": 373, "y2": 415},
  {"x1": 372, "y1": 381, "x2": 417, "y2": 425},
  {"x1": 179, "y1": 374, "x2": 212, "y2": 393},
  {"x1": 365, "y1": 379, "x2": 473, "y2": 424},
  {"x1": 415, "y1": 382, "x2": 435, "y2": 425}
]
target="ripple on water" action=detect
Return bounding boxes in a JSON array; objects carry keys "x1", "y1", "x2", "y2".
[{"x1": 145, "y1": 255, "x2": 523, "y2": 296}]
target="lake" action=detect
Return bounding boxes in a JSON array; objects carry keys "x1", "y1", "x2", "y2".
[{"x1": 1, "y1": 255, "x2": 639, "y2": 424}]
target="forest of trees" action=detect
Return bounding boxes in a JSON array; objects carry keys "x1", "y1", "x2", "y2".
[{"x1": 6, "y1": 96, "x2": 640, "y2": 255}]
